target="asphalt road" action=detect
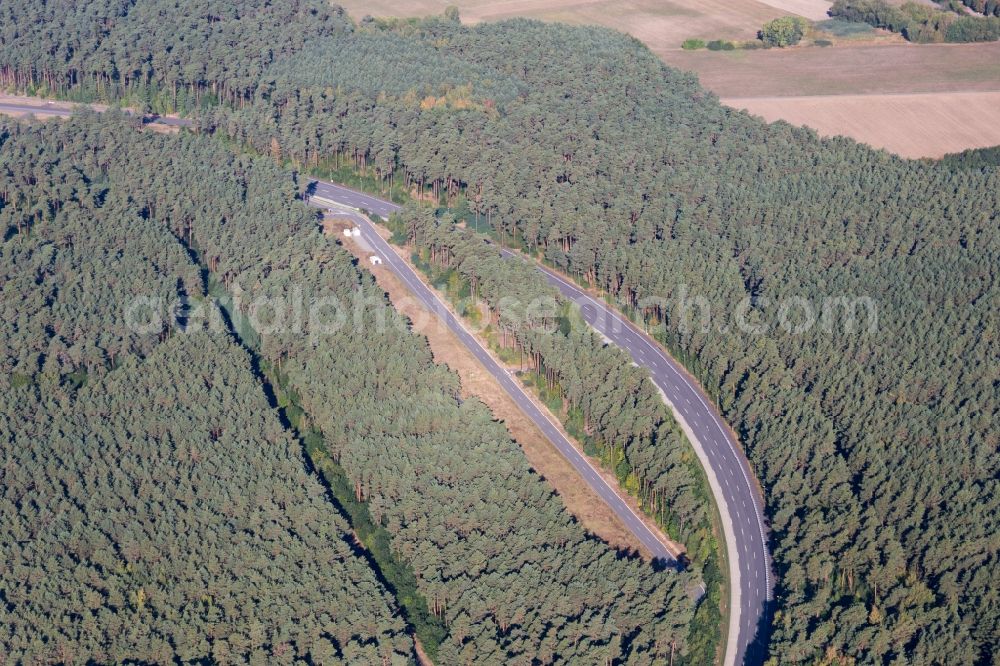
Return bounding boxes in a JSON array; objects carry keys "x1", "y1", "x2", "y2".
[
  {"x1": 2, "y1": 94, "x2": 772, "y2": 664},
  {"x1": 308, "y1": 179, "x2": 772, "y2": 666},
  {"x1": 0, "y1": 101, "x2": 192, "y2": 127},
  {"x1": 0, "y1": 102, "x2": 73, "y2": 118},
  {"x1": 309, "y1": 181, "x2": 677, "y2": 563},
  {"x1": 532, "y1": 263, "x2": 772, "y2": 666}
]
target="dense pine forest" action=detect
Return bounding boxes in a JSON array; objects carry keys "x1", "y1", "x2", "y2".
[
  {"x1": 1, "y1": 0, "x2": 998, "y2": 664},
  {"x1": 210, "y1": 16, "x2": 998, "y2": 666},
  {"x1": 1, "y1": 116, "x2": 697, "y2": 663},
  {"x1": 0, "y1": 118, "x2": 411, "y2": 663}
]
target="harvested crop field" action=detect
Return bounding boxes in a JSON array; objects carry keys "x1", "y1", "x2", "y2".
[
  {"x1": 338, "y1": 4, "x2": 1000, "y2": 157},
  {"x1": 684, "y1": 43, "x2": 1000, "y2": 158},
  {"x1": 339, "y1": 0, "x2": 830, "y2": 51},
  {"x1": 726, "y1": 90, "x2": 1000, "y2": 158},
  {"x1": 674, "y1": 42, "x2": 1000, "y2": 96}
]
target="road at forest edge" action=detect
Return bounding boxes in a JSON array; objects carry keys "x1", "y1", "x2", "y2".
[
  {"x1": 310, "y1": 183, "x2": 679, "y2": 565},
  {"x1": 307, "y1": 180, "x2": 773, "y2": 666},
  {"x1": 0, "y1": 99, "x2": 772, "y2": 665},
  {"x1": 0, "y1": 101, "x2": 190, "y2": 127}
]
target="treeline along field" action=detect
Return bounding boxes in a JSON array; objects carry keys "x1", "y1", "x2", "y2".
[
  {"x1": 830, "y1": 0, "x2": 1000, "y2": 42},
  {"x1": 1, "y1": 1, "x2": 998, "y2": 663}
]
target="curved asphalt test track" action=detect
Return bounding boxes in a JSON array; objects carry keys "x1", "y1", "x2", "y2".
[
  {"x1": 308, "y1": 180, "x2": 773, "y2": 666},
  {"x1": 0, "y1": 101, "x2": 774, "y2": 665},
  {"x1": 311, "y1": 184, "x2": 677, "y2": 563}
]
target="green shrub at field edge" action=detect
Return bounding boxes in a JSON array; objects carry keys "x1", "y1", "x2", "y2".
[
  {"x1": 759, "y1": 16, "x2": 810, "y2": 46},
  {"x1": 706, "y1": 39, "x2": 737, "y2": 50},
  {"x1": 814, "y1": 17, "x2": 877, "y2": 36}
]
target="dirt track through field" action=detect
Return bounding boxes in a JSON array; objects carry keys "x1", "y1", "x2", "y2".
[{"x1": 725, "y1": 90, "x2": 1000, "y2": 158}]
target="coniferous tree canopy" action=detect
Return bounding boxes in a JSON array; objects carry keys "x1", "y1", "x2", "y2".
[
  {"x1": 1, "y1": 115, "x2": 697, "y2": 663},
  {"x1": 205, "y1": 17, "x2": 998, "y2": 666},
  {"x1": 389, "y1": 204, "x2": 716, "y2": 562},
  {"x1": 1, "y1": 1, "x2": 997, "y2": 663},
  {"x1": 0, "y1": 117, "x2": 411, "y2": 664}
]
